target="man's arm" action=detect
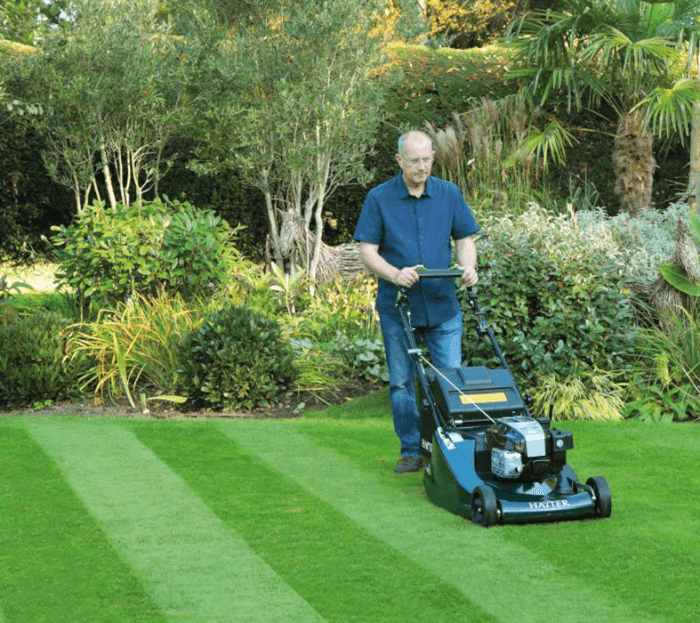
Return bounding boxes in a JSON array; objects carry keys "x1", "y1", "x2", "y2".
[
  {"x1": 455, "y1": 236, "x2": 478, "y2": 287},
  {"x1": 358, "y1": 242, "x2": 423, "y2": 288}
]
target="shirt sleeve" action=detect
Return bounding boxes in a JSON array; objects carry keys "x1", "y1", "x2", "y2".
[
  {"x1": 353, "y1": 191, "x2": 383, "y2": 244},
  {"x1": 451, "y1": 187, "x2": 480, "y2": 240}
]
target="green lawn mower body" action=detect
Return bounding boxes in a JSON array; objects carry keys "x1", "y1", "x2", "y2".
[{"x1": 399, "y1": 270, "x2": 612, "y2": 526}]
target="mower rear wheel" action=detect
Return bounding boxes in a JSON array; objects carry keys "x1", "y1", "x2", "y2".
[
  {"x1": 471, "y1": 486, "x2": 499, "y2": 527},
  {"x1": 586, "y1": 476, "x2": 612, "y2": 518}
]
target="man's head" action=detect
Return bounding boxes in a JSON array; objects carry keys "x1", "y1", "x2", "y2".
[{"x1": 396, "y1": 131, "x2": 434, "y2": 191}]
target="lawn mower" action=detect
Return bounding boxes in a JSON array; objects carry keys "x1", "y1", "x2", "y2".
[{"x1": 398, "y1": 269, "x2": 612, "y2": 526}]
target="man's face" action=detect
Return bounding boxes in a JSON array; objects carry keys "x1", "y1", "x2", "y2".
[{"x1": 396, "y1": 135, "x2": 434, "y2": 189}]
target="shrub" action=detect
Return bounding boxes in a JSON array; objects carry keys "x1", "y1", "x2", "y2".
[
  {"x1": 530, "y1": 367, "x2": 626, "y2": 422},
  {"x1": 334, "y1": 334, "x2": 389, "y2": 383},
  {"x1": 462, "y1": 205, "x2": 638, "y2": 386},
  {"x1": 220, "y1": 268, "x2": 387, "y2": 389},
  {"x1": 0, "y1": 311, "x2": 92, "y2": 408},
  {"x1": 581, "y1": 203, "x2": 689, "y2": 284},
  {"x1": 177, "y1": 305, "x2": 298, "y2": 411},
  {"x1": 624, "y1": 306, "x2": 700, "y2": 422},
  {"x1": 52, "y1": 197, "x2": 240, "y2": 307}
]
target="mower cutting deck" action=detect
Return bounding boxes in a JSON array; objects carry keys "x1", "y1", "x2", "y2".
[{"x1": 398, "y1": 269, "x2": 612, "y2": 526}]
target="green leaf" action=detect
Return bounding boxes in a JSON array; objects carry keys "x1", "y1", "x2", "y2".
[
  {"x1": 690, "y1": 212, "x2": 700, "y2": 242},
  {"x1": 659, "y1": 263, "x2": 700, "y2": 296}
]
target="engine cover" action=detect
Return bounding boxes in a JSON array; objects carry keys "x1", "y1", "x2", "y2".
[
  {"x1": 488, "y1": 416, "x2": 546, "y2": 457},
  {"x1": 487, "y1": 416, "x2": 572, "y2": 480}
]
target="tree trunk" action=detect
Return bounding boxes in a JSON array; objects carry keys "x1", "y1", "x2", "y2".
[
  {"x1": 264, "y1": 190, "x2": 284, "y2": 265},
  {"x1": 613, "y1": 111, "x2": 656, "y2": 217},
  {"x1": 99, "y1": 140, "x2": 118, "y2": 210},
  {"x1": 309, "y1": 193, "x2": 324, "y2": 282},
  {"x1": 688, "y1": 102, "x2": 700, "y2": 214}
]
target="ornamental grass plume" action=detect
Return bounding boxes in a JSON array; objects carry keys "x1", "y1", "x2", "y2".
[{"x1": 424, "y1": 112, "x2": 468, "y2": 188}]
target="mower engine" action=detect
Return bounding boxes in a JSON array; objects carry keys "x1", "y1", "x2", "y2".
[{"x1": 486, "y1": 416, "x2": 573, "y2": 480}]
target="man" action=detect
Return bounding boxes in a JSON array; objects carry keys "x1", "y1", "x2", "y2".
[{"x1": 354, "y1": 130, "x2": 480, "y2": 473}]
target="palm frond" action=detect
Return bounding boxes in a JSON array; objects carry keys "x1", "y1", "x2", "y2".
[{"x1": 634, "y1": 78, "x2": 700, "y2": 141}]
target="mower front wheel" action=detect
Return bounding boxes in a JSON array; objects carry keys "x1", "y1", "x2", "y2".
[
  {"x1": 586, "y1": 476, "x2": 612, "y2": 518},
  {"x1": 471, "y1": 486, "x2": 499, "y2": 527}
]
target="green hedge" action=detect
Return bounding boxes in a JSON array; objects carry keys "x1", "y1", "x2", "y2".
[{"x1": 177, "y1": 305, "x2": 298, "y2": 411}]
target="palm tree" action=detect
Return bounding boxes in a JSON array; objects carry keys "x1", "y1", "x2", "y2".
[{"x1": 507, "y1": 0, "x2": 700, "y2": 216}]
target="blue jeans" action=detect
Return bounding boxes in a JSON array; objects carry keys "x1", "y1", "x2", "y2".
[{"x1": 380, "y1": 312, "x2": 463, "y2": 457}]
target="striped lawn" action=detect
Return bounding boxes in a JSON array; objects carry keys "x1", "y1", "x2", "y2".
[{"x1": 0, "y1": 406, "x2": 698, "y2": 623}]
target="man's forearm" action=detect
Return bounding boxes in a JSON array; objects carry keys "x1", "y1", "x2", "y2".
[
  {"x1": 455, "y1": 236, "x2": 477, "y2": 269},
  {"x1": 359, "y1": 243, "x2": 400, "y2": 284},
  {"x1": 455, "y1": 236, "x2": 478, "y2": 287},
  {"x1": 358, "y1": 242, "x2": 423, "y2": 288}
]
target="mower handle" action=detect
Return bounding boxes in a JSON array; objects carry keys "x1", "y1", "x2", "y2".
[{"x1": 416, "y1": 268, "x2": 465, "y2": 280}]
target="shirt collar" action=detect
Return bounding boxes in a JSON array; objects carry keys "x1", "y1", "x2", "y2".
[{"x1": 397, "y1": 172, "x2": 432, "y2": 199}]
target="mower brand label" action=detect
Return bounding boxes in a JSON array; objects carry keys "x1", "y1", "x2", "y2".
[
  {"x1": 460, "y1": 392, "x2": 508, "y2": 405},
  {"x1": 528, "y1": 500, "x2": 570, "y2": 511}
]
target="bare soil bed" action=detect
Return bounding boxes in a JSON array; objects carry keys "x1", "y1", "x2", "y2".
[{"x1": 4, "y1": 379, "x2": 383, "y2": 419}]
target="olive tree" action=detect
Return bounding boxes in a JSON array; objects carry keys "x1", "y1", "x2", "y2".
[
  {"x1": 6, "y1": 0, "x2": 193, "y2": 211},
  {"x1": 193, "y1": 0, "x2": 390, "y2": 280}
]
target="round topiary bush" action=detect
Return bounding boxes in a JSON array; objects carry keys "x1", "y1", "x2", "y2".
[
  {"x1": 0, "y1": 310, "x2": 92, "y2": 409},
  {"x1": 177, "y1": 305, "x2": 298, "y2": 411}
]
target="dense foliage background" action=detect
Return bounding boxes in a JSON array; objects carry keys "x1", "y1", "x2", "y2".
[{"x1": 1, "y1": 0, "x2": 699, "y2": 422}]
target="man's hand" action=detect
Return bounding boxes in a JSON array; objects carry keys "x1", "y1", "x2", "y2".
[
  {"x1": 459, "y1": 265, "x2": 478, "y2": 288},
  {"x1": 393, "y1": 264, "x2": 424, "y2": 288}
]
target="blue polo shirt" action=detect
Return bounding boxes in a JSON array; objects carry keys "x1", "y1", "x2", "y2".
[{"x1": 354, "y1": 173, "x2": 480, "y2": 327}]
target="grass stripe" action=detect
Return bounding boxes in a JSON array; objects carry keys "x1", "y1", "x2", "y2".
[
  {"x1": 0, "y1": 424, "x2": 166, "y2": 623},
  {"x1": 220, "y1": 418, "x2": 658, "y2": 623},
  {"x1": 500, "y1": 421, "x2": 700, "y2": 623},
  {"x1": 297, "y1": 416, "x2": 700, "y2": 622},
  {"x1": 24, "y1": 419, "x2": 325, "y2": 623},
  {"x1": 131, "y1": 421, "x2": 499, "y2": 623}
]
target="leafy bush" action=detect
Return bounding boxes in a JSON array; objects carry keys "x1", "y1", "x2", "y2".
[
  {"x1": 462, "y1": 205, "x2": 638, "y2": 385},
  {"x1": 177, "y1": 305, "x2": 298, "y2": 411},
  {"x1": 221, "y1": 268, "x2": 386, "y2": 389},
  {"x1": 0, "y1": 311, "x2": 92, "y2": 408},
  {"x1": 580, "y1": 203, "x2": 689, "y2": 284},
  {"x1": 334, "y1": 334, "x2": 389, "y2": 383},
  {"x1": 52, "y1": 197, "x2": 240, "y2": 307},
  {"x1": 272, "y1": 274, "x2": 387, "y2": 385}
]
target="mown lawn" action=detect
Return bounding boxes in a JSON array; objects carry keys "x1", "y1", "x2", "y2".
[{"x1": 0, "y1": 390, "x2": 698, "y2": 623}]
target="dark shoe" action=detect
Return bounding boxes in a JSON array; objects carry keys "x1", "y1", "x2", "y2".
[{"x1": 394, "y1": 456, "x2": 423, "y2": 474}]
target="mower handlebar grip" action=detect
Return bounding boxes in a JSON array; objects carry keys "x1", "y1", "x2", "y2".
[{"x1": 416, "y1": 268, "x2": 464, "y2": 279}]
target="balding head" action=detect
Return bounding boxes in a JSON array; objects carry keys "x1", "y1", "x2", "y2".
[{"x1": 398, "y1": 130, "x2": 433, "y2": 156}]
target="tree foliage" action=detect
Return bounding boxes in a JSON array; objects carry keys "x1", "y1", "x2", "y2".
[
  {"x1": 5, "y1": 0, "x2": 194, "y2": 211},
  {"x1": 0, "y1": 0, "x2": 68, "y2": 45},
  {"x1": 192, "y1": 0, "x2": 390, "y2": 279},
  {"x1": 426, "y1": 0, "x2": 520, "y2": 48}
]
